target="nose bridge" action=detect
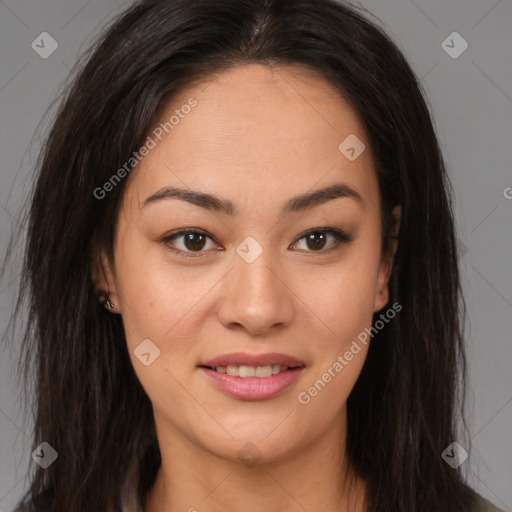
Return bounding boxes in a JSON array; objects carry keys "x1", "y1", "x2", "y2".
[
  {"x1": 217, "y1": 235, "x2": 294, "y2": 334},
  {"x1": 236, "y1": 249, "x2": 278, "y2": 303}
]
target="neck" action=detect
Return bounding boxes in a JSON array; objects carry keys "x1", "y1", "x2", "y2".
[{"x1": 144, "y1": 410, "x2": 366, "y2": 512}]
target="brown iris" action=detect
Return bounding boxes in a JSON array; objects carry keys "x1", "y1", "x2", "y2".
[
  {"x1": 184, "y1": 233, "x2": 207, "y2": 251},
  {"x1": 305, "y1": 232, "x2": 327, "y2": 251}
]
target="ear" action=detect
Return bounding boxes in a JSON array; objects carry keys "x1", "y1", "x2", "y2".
[
  {"x1": 91, "y1": 247, "x2": 121, "y2": 314},
  {"x1": 373, "y1": 205, "x2": 401, "y2": 312}
]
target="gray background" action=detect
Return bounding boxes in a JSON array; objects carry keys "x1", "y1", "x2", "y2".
[{"x1": 0, "y1": 0, "x2": 511, "y2": 510}]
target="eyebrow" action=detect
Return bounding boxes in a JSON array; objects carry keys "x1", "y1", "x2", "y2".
[{"x1": 141, "y1": 182, "x2": 364, "y2": 216}]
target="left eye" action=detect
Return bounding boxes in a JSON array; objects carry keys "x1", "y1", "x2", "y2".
[
  {"x1": 290, "y1": 228, "x2": 352, "y2": 252},
  {"x1": 162, "y1": 228, "x2": 352, "y2": 258}
]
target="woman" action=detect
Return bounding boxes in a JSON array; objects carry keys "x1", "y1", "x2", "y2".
[{"x1": 7, "y1": 0, "x2": 504, "y2": 510}]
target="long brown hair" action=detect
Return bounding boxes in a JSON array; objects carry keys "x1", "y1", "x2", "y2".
[{"x1": 6, "y1": 0, "x2": 474, "y2": 510}]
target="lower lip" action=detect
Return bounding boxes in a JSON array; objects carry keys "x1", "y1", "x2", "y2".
[{"x1": 199, "y1": 367, "x2": 304, "y2": 401}]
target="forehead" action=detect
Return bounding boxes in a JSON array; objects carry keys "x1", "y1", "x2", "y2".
[{"x1": 125, "y1": 63, "x2": 378, "y2": 213}]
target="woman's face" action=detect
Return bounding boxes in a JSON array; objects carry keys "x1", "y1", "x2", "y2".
[{"x1": 98, "y1": 64, "x2": 398, "y2": 465}]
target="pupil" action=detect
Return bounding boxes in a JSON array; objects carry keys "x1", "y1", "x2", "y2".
[
  {"x1": 307, "y1": 232, "x2": 326, "y2": 250},
  {"x1": 185, "y1": 233, "x2": 206, "y2": 251}
]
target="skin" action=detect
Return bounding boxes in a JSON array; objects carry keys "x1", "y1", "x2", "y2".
[{"x1": 94, "y1": 63, "x2": 400, "y2": 512}]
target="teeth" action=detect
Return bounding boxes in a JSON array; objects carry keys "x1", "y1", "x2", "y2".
[
  {"x1": 226, "y1": 365, "x2": 237, "y2": 377},
  {"x1": 239, "y1": 365, "x2": 255, "y2": 378},
  {"x1": 215, "y1": 364, "x2": 289, "y2": 377},
  {"x1": 255, "y1": 365, "x2": 272, "y2": 377}
]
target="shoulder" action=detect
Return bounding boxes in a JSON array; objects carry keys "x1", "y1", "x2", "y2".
[{"x1": 471, "y1": 492, "x2": 506, "y2": 512}]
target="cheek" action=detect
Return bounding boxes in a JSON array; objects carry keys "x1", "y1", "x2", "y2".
[
  {"x1": 293, "y1": 264, "x2": 375, "y2": 426},
  {"x1": 292, "y1": 241, "x2": 380, "y2": 411},
  {"x1": 113, "y1": 243, "x2": 211, "y2": 409},
  {"x1": 112, "y1": 232, "x2": 210, "y2": 351},
  {"x1": 302, "y1": 249, "x2": 380, "y2": 342}
]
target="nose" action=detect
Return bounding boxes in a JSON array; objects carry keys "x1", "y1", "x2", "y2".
[{"x1": 215, "y1": 246, "x2": 295, "y2": 336}]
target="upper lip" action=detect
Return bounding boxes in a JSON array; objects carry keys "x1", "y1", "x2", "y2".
[{"x1": 200, "y1": 352, "x2": 305, "y2": 368}]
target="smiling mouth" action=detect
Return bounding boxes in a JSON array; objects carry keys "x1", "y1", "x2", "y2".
[{"x1": 199, "y1": 364, "x2": 303, "y2": 378}]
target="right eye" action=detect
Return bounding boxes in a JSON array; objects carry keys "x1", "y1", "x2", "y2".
[{"x1": 161, "y1": 229, "x2": 222, "y2": 258}]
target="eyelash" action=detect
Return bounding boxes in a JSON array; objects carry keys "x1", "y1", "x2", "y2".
[{"x1": 161, "y1": 227, "x2": 353, "y2": 259}]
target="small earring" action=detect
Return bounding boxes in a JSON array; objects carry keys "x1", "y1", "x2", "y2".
[{"x1": 101, "y1": 296, "x2": 114, "y2": 310}]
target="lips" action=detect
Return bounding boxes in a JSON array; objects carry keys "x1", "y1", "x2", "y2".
[
  {"x1": 200, "y1": 352, "x2": 305, "y2": 369},
  {"x1": 199, "y1": 366, "x2": 304, "y2": 400},
  {"x1": 198, "y1": 352, "x2": 306, "y2": 401}
]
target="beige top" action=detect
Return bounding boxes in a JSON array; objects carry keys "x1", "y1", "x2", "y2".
[{"x1": 119, "y1": 460, "x2": 505, "y2": 512}]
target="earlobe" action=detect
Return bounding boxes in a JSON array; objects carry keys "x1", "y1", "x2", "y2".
[
  {"x1": 98, "y1": 294, "x2": 115, "y2": 311},
  {"x1": 92, "y1": 248, "x2": 120, "y2": 313},
  {"x1": 374, "y1": 205, "x2": 401, "y2": 312}
]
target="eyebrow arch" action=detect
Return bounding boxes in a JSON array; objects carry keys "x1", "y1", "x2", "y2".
[{"x1": 141, "y1": 182, "x2": 364, "y2": 216}]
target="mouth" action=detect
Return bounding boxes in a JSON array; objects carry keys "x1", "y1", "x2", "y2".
[
  {"x1": 199, "y1": 352, "x2": 305, "y2": 377},
  {"x1": 199, "y1": 364, "x2": 299, "y2": 378},
  {"x1": 198, "y1": 352, "x2": 305, "y2": 401}
]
